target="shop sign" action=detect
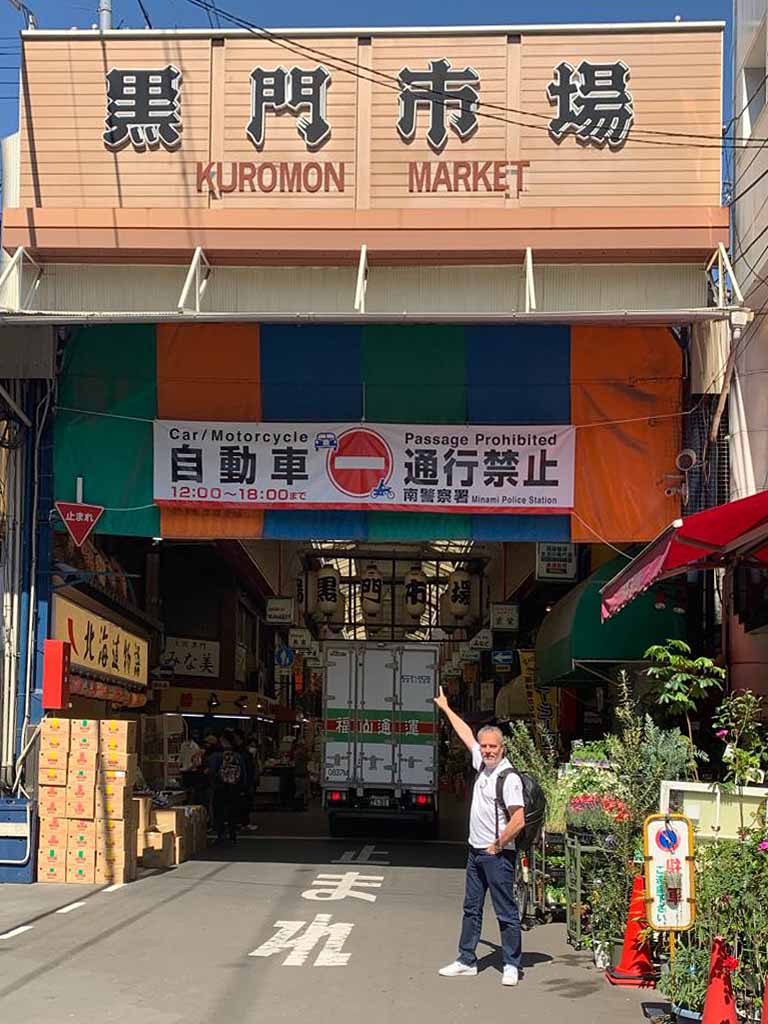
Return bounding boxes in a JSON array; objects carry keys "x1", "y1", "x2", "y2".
[
  {"x1": 267, "y1": 597, "x2": 295, "y2": 624},
  {"x1": 490, "y1": 604, "x2": 519, "y2": 631},
  {"x1": 154, "y1": 420, "x2": 575, "y2": 514},
  {"x1": 536, "y1": 542, "x2": 577, "y2": 581},
  {"x1": 162, "y1": 636, "x2": 220, "y2": 678},
  {"x1": 157, "y1": 686, "x2": 280, "y2": 717},
  {"x1": 643, "y1": 814, "x2": 695, "y2": 932},
  {"x1": 519, "y1": 649, "x2": 560, "y2": 743},
  {"x1": 289, "y1": 628, "x2": 314, "y2": 653},
  {"x1": 469, "y1": 629, "x2": 493, "y2": 651},
  {"x1": 460, "y1": 646, "x2": 481, "y2": 663},
  {"x1": 51, "y1": 595, "x2": 148, "y2": 688}
]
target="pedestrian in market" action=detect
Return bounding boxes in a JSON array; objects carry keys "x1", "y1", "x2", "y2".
[
  {"x1": 207, "y1": 731, "x2": 249, "y2": 845},
  {"x1": 433, "y1": 686, "x2": 525, "y2": 987}
]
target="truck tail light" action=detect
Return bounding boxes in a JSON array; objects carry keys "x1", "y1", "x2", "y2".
[
  {"x1": 414, "y1": 794, "x2": 432, "y2": 806},
  {"x1": 329, "y1": 791, "x2": 344, "y2": 802}
]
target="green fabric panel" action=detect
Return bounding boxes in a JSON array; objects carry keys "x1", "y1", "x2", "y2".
[
  {"x1": 367, "y1": 512, "x2": 472, "y2": 541},
  {"x1": 361, "y1": 325, "x2": 466, "y2": 422},
  {"x1": 536, "y1": 556, "x2": 686, "y2": 686},
  {"x1": 362, "y1": 326, "x2": 468, "y2": 540},
  {"x1": 55, "y1": 325, "x2": 159, "y2": 537}
]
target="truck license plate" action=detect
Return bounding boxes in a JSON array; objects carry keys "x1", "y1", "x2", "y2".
[{"x1": 370, "y1": 796, "x2": 390, "y2": 808}]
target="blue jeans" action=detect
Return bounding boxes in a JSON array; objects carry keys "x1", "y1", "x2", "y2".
[{"x1": 458, "y1": 847, "x2": 522, "y2": 969}]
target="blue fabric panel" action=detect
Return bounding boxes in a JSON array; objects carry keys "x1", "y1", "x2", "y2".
[
  {"x1": 465, "y1": 326, "x2": 571, "y2": 424},
  {"x1": 263, "y1": 510, "x2": 368, "y2": 540},
  {"x1": 471, "y1": 514, "x2": 571, "y2": 541},
  {"x1": 260, "y1": 325, "x2": 362, "y2": 421}
]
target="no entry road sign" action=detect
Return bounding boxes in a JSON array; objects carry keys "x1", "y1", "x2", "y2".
[{"x1": 328, "y1": 428, "x2": 393, "y2": 498}]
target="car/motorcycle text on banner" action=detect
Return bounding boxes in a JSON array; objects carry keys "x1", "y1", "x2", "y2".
[{"x1": 153, "y1": 420, "x2": 575, "y2": 513}]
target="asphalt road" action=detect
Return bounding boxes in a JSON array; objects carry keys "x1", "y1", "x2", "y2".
[{"x1": 0, "y1": 836, "x2": 650, "y2": 1024}]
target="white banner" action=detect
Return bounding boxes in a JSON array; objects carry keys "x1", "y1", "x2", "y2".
[{"x1": 153, "y1": 420, "x2": 575, "y2": 514}]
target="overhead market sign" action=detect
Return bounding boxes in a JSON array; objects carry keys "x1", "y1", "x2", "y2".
[
  {"x1": 100, "y1": 56, "x2": 633, "y2": 197},
  {"x1": 153, "y1": 420, "x2": 575, "y2": 514},
  {"x1": 51, "y1": 595, "x2": 148, "y2": 688}
]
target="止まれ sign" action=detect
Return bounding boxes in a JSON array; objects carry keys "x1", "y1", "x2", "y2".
[{"x1": 153, "y1": 420, "x2": 576, "y2": 513}]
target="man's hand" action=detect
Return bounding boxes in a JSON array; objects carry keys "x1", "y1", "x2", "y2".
[
  {"x1": 486, "y1": 841, "x2": 500, "y2": 856},
  {"x1": 433, "y1": 685, "x2": 449, "y2": 712}
]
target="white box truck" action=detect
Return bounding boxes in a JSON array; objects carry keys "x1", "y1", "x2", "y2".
[{"x1": 322, "y1": 642, "x2": 439, "y2": 835}]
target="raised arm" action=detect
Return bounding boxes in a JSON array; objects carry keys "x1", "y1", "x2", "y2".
[{"x1": 433, "y1": 686, "x2": 475, "y2": 752}]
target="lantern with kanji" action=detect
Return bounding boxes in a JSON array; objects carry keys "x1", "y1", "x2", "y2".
[
  {"x1": 360, "y1": 562, "x2": 384, "y2": 621},
  {"x1": 404, "y1": 564, "x2": 427, "y2": 620},
  {"x1": 448, "y1": 567, "x2": 473, "y2": 619},
  {"x1": 317, "y1": 564, "x2": 341, "y2": 617}
]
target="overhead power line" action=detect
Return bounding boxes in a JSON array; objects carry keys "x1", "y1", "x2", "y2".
[{"x1": 184, "y1": 0, "x2": 768, "y2": 153}]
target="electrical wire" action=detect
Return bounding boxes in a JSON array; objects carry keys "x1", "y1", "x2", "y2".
[{"x1": 184, "y1": 0, "x2": 768, "y2": 154}]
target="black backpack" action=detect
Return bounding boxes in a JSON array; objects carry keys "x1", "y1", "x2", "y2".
[{"x1": 494, "y1": 767, "x2": 547, "y2": 850}]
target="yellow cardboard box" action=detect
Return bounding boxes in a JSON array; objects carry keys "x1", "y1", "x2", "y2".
[
  {"x1": 95, "y1": 851, "x2": 136, "y2": 884},
  {"x1": 173, "y1": 835, "x2": 188, "y2": 865},
  {"x1": 40, "y1": 717, "x2": 71, "y2": 746},
  {"x1": 150, "y1": 808, "x2": 189, "y2": 835},
  {"x1": 98, "y1": 758, "x2": 137, "y2": 787},
  {"x1": 39, "y1": 785, "x2": 67, "y2": 819},
  {"x1": 99, "y1": 750, "x2": 137, "y2": 772},
  {"x1": 99, "y1": 720, "x2": 137, "y2": 754},
  {"x1": 70, "y1": 719, "x2": 100, "y2": 753},
  {"x1": 68, "y1": 819, "x2": 96, "y2": 848},
  {"x1": 95, "y1": 785, "x2": 133, "y2": 821},
  {"x1": 96, "y1": 817, "x2": 135, "y2": 849},
  {"x1": 38, "y1": 746, "x2": 67, "y2": 771},
  {"x1": 133, "y1": 796, "x2": 153, "y2": 834},
  {"x1": 66, "y1": 780, "x2": 95, "y2": 820},
  {"x1": 38, "y1": 815, "x2": 68, "y2": 849},
  {"x1": 69, "y1": 748, "x2": 98, "y2": 777},
  {"x1": 140, "y1": 830, "x2": 174, "y2": 868},
  {"x1": 66, "y1": 856, "x2": 95, "y2": 884},
  {"x1": 38, "y1": 766, "x2": 68, "y2": 787},
  {"x1": 38, "y1": 847, "x2": 67, "y2": 882}
]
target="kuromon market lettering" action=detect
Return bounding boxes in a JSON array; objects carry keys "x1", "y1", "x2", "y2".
[
  {"x1": 196, "y1": 161, "x2": 347, "y2": 194},
  {"x1": 408, "y1": 160, "x2": 529, "y2": 195}
]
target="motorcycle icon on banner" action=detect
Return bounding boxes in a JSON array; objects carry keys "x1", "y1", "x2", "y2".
[{"x1": 370, "y1": 479, "x2": 395, "y2": 500}]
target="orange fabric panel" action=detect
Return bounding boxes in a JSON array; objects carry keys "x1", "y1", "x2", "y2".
[
  {"x1": 157, "y1": 323, "x2": 264, "y2": 538},
  {"x1": 571, "y1": 326, "x2": 682, "y2": 543}
]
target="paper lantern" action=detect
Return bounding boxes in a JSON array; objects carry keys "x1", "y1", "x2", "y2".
[
  {"x1": 404, "y1": 564, "x2": 427, "y2": 620},
  {"x1": 317, "y1": 564, "x2": 341, "y2": 617},
  {"x1": 448, "y1": 568, "x2": 472, "y2": 619},
  {"x1": 361, "y1": 563, "x2": 384, "y2": 620}
]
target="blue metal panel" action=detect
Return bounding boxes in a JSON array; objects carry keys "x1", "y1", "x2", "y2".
[
  {"x1": 471, "y1": 514, "x2": 571, "y2": 541},
  {"x1": 465, "y1": 325, "x2": 571, "y2": 424},
  {"x1": 263, "y1": 510, "x2": 368, "y2": 540},
  {"x1": 0, "y1": 797, "x2": 37, "y2": 883},
  {"x1": 260, "y1": 325, "x2": 363, "y2": 421}
]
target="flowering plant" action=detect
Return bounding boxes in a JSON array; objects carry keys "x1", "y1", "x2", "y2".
[{"x1": 566, "y1": 793, "x2": 631, "y2": 832}]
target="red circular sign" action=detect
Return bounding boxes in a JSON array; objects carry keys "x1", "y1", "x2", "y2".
[{"x1": 328, "y1": 428, "x2": 393, "y2": 498}]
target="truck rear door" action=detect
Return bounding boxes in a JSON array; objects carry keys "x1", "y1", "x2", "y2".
[
  {"x1": 323, "y1": 646, "x2": 356, "y2": 788},
  {"x1": 395, "y1": 645, "x2": 438, "y2": 790},
  {"x1": 357, "y1": 645, "x2": 397, "y2": 787}
]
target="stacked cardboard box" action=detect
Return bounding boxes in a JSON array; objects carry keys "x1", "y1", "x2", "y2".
[
  {"x1": 138, "y1": 804, "x2": 207, "y2": 868},
  {"x1": 37, "y1": 717, "x2": 140, "y2": 884}
]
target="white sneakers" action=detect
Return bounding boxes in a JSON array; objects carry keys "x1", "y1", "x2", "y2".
[
  {"x1": 438, "y1": 961, "x2": 478, "y2": 977},
  {"x1": 438, "y1": 961, "x2": 520, "y2": 986}
]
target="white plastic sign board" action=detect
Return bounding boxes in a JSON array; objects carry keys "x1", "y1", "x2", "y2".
[
  {"x1": 490, "y1": 604, "x2": 519, "y2": 631},
  {"x1": 536, "y1": 542, "x2": 577, "y2": 581},
  {"x1": 267, "y1": 598, "x2": 294, "y2": 625},
  {"x1": 470, "y1": 629, "x2": 493, "y2": 651},
  {"x1": 289, "y1": 628, "x2": 313, "y2": 652},
  {"x1": 643, "y1": 814, "x2": 695, "y2": 932}
]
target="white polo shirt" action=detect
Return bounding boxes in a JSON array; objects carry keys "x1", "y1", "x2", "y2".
[{"x1": 468, "y1": 742, "x2": 525, "y2": 850}]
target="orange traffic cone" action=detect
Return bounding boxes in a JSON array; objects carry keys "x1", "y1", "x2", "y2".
[
  {"x1": 761, "y1": 975, "x2": 768, "y2": 1024},
  {"x1": 702, "y1": 937, "x2": 737, "y2": 1024},
  {"x1": 605, "y1": 874, "x2": 658, "y2": 987}
]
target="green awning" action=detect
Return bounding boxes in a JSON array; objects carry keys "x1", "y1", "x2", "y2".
[{"x1": 535, "y1": 555, "x2": 686, "y2": 686}]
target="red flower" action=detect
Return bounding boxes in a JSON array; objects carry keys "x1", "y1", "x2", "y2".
[{"x1": 723, "y1": 956, "x2": 740, "y2": 972}]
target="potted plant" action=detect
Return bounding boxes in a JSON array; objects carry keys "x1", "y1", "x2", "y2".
[{"x1": 658, "y1": 939, "x2": 710, "y2": 1022}]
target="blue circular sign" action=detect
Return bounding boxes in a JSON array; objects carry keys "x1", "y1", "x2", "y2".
[{"x1": 275, "y1": 646, "x2": 294, "y2": 668}]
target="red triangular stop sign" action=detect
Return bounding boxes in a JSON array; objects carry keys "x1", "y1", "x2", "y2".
[{"x1": 55, "y1": 501, "x2": 105, "y2": 547}]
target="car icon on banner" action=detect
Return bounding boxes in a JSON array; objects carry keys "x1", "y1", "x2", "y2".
[
  {"x1": 314, "y1": 432, "x2": 338, "y2": 451},
  {"x1": 371, "y1": 478, "x2": 395, "y2": 500}
]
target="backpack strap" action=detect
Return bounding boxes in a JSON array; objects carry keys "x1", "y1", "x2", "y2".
[{"x1": 494, "y1": 767, "x2": 515, "y2": 844}]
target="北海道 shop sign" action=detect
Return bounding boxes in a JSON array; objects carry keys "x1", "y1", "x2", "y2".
[
  {"x1": 51, "y1": 595, "x2": 149, "y2": 688},
  {"x1": 153, "y1": 420, "x2": 575, "y2": 514}
]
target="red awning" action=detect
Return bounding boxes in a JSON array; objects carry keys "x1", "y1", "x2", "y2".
[{"x1": 600, "y1": 490, "x2": 768, "y2": 621}]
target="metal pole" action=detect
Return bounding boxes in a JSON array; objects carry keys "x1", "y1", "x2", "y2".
[{"x1": 98, "y1": 0, "x2": 112, "y2": 32}]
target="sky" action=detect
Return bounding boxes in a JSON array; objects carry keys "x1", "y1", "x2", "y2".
[{"x1": 0, "y1": 0, "x2": 732, "y2": 140}]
